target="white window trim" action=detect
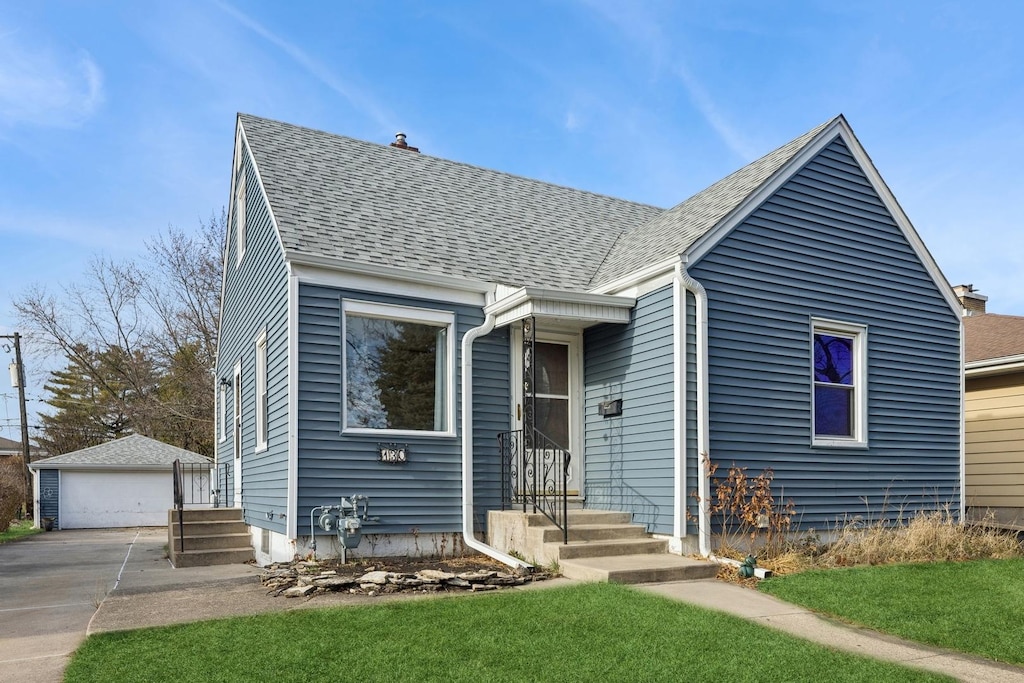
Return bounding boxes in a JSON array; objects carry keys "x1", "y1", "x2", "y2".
[
  {"x1": 235, "y1": 171, "x2": 246, "y2": 267},
  {"x1": 341, "y1": 299, "x2": 456, "y2": 437},
  {"x1": 218, "y1": 383, "x2": 226, "y2": 443},
  {"x1": 255, "y1": 328, "x2": 268, "y2": 452},
  {"x1": 811, "y1": 317, "x2": 868, "y2": 448}
]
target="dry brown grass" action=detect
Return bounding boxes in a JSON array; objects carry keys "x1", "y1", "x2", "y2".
[
  {"x1": 714, "y1": 508, "x2": 1022, "y2": 579},
  {"x1": 813, "y1": 508, "x2": 1022, "y2": 568}
]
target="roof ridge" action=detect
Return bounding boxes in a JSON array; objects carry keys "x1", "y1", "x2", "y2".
[{"x1": 237, "y1": 113, "x2": 663, "y2": 212}]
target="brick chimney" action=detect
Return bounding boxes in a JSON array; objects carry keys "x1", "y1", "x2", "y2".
[
  {"x1": 953, "y1": 284, "x2": 987, "y2": 316},
  {"x1": 390, "y1": 132, "x2": 419, "y2": 153}
]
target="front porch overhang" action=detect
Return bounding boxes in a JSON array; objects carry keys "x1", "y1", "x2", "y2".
[{"x1": 485, "y1": 286, "x2": 636, "y2": 329}]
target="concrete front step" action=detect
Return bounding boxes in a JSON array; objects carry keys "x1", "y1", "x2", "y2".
[
  {"x1": 171, "y1": 520, "x2": 248, "y2": 536},
  {"x1": 521, "y1": 510, "x2": 633, "y2": 527},
  {"x1": 552, "y1": 537, "x2": 669, "y2": 560},
  {"x1": 169, "y1": 507, "x2": 246, "y2": 522},
  {"x1": 171, "y1": 533, "x2": 252, "y2": 552},
  {"x1": 171, "y1": 548, "x2": 255, "y2": 568},
  {"x1": 529, "y1": 523, "x2": 649, "y2": 544},
  {"x1": 559, "y1": 554, "x2": 719, "y2": 584}
]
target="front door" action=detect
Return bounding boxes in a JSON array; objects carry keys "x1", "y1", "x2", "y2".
[{"x1": 514, "y1": 327, "x2": 583, "y2": 496}]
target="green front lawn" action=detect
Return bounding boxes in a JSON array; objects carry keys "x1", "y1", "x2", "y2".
[
  {"x1": 760, "y1": 559, "x2": 1024, "y2": 665},
  {"x1": 67, "y1": 583, "x2": 948, "y2": 682},
  {"x1": 0, "y1": 518, "x2": 40, "y2": 543}
]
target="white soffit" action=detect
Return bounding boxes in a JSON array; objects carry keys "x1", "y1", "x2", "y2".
[{"x1": 486, "y1": 287, "x2": 635, "y2": 328}]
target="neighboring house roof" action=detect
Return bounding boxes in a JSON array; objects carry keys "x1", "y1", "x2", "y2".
[
  {"x1": 964, "y1": 313, "x2": 1024, "y2": 367},
  {"x1": 29, "y1": 434, "x2": 211, "y2": 470},
  {"x1": 239, "y1": 113, "x2": 663, "y2": 291},
  {"x1": 0, "y1": 435, "x2": 44, "y2": 457}
]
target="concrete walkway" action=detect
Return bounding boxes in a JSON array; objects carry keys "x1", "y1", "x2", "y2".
[{"x1": 640, "y1": 580, "x2": 1024, "y2": 683}]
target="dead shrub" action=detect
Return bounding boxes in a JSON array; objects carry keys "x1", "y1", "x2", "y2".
[
  {"x1": 688, "y1": 455, "x2": 796, "y2": 561},
  {"x1": 0, "y1": 456, "x2": 26, "y2": 531}
]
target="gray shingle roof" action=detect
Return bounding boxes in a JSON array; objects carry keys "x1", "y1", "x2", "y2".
[
  {"x1": 30, "y1": 434, "x2": 210, "y2": 468},
  {"x1": 239, "y1": 114, "x2": 838, "y2": 291},
  {"x1": 590, "y1": 117, "x2": 838, "y2": 287},
  {"x1": 239, "y1": 114, "x2": 663, "y2": 290}
]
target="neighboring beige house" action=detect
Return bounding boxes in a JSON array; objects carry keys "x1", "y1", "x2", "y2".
[{"x1": 960, "y1": 286, "x2": 1024, "y2": 527}]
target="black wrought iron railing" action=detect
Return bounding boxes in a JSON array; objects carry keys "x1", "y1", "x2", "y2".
[
  {"x1": 172, "y1": 459, "x2": 185, "y2": 553},
  {"x1": 214, "y1": 462, "x2": 232, "y2": 508},
  {"x1": 498, "y1": 428, "x2": 571, "y2": 544}
]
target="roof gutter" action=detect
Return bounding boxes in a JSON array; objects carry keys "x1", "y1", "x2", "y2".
[
  {"x1": 461, "y1": 312, "x2": 533, "y2": 571},
  {"x1": 965, "y1": 354, "x2": 1024, "y2": 378},
  {"x1": 676, "y1": 261, "x2": 712, "y2": 557}
]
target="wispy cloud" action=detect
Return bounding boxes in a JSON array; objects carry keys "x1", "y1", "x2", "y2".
[
  {"x1": 214, "y1": 1, "x2": 396, "y2": 132},
  {"x1": 581, "y1": 1, "x2": 755, "y2": 160},
  {"x1": 672, "y1": 62, "x2": 758, "y2": 160},
  {"x1": 0, "y1": 32, "x2": 104, "y2": 129}
]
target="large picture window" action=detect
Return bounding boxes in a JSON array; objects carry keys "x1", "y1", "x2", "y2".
[
  {"x1": 343, "y1": 300, "x2": 453, "y2": 434},
  {"x1": 811, "y1": 319, "x2": 867, "y2": 447}
]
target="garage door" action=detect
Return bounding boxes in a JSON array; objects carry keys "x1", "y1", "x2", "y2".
[{"x1": 61, "y1": 470, "x2": 172, "y2": 528}]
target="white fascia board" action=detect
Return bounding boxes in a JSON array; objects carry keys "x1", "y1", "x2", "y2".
[
  {"x1": 588, "y1": 256, "x2": 678, "y2": 296},
  {"x1": 215, "y1": 120, "x2": 289, "y2": 384},
  {"x1": 685, "y1": 118, "x2": 844, "y2": 266},
  {"x1": 286, "y1": 253, "x2": 492, "y2": 307},
  {"x1": 486, "y1": 286, "x2": 636, "y2": 327},
  {"x1": 965, "y1": 354, "x2": 1024, "y2": 377},
  {"x1": 685, "y1": 116, "x2": 962, "y2": 317}
]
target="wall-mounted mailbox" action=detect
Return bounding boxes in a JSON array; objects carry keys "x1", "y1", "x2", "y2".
[
  {"x1": 598, "y1": 399, "x2": 623, "y2": 417},
  {"x1": 378, "y1": 443, "x2": 408, "y2": 463}
]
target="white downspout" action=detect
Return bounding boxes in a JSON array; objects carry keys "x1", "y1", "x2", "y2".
[
  {"x1": 461, "y1": 312, "x2": 533, "y2": 570},
  {"x1": 677, "y1": 262, "x2": 712, "y2": 557}
]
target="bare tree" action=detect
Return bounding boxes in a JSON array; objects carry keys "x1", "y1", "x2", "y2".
[{"x1": 14, "y1": 212, "x2": 224, "y2": 456}]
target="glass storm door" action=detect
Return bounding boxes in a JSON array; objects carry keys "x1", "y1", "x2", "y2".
[{"x1": 515, "y1": 331, "x2": 582, "y2": 495}]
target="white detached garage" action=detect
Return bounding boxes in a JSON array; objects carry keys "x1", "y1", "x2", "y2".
[{"x1": 29, "y1": 434, "x2": 212, "y2": 529}]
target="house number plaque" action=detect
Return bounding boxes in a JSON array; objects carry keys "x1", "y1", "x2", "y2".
[{"x1": 378, "y1": 443, "x2": 408, "y2": 464}]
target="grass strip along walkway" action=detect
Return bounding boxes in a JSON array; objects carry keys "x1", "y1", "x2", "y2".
[
  {"x1": 760, "y1": 558, "x2": 1024, "y2": 666},
  {"x1": 67, "y1": 583, "x2": 949, "y2": 683},
  {"x1": 0, "y1": 519, "x2": 40, "y2": 543}
]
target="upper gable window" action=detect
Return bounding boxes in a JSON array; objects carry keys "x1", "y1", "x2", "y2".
[
  {"x1": 235, "y1": 171, "x2": 246, "y2": 266},
  {"x1": 342, "y1": 300, "x2": 454, "y2": 436},
  {"x1": 811, "y1": 318, "x2": 867, "y2": 447}
]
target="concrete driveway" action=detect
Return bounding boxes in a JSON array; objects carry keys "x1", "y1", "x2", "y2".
[
  {"x1": 0, "y1": 527, "x2": 261, "y2": 683},
  {"x1": 0, "y1": 528, "x2": 143, "y2": 682}
]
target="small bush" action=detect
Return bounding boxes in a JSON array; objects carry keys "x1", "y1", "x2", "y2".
[{"x1": 0, "y1": 456, "x2": 26, "y2": 532}]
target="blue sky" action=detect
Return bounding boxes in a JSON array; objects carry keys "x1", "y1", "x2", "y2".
[{"x1": 1, "y1": 1, "x2": 1022, "y2": 436}]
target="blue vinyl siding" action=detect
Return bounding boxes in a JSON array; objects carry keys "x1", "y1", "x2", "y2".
[
  {"x1": 584, "y1": 286, "x2": 675, "y2": 534},
  {"x1": 296, "y1": 283, "x2": 509, "y2": 536},
  {"x1": 39, "y1": 469, "x2": 59, "y2": 529},
  {"x1": 215, "y1": 146, "x2": 290, "y2": 533},
  {"x1": 690, "y1": 138, "x2": 961, "y2": 529}
]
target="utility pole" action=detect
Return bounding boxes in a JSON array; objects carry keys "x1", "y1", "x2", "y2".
[{"x1": 3, "y1": 333, "x2": 31, "y2": 514}]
